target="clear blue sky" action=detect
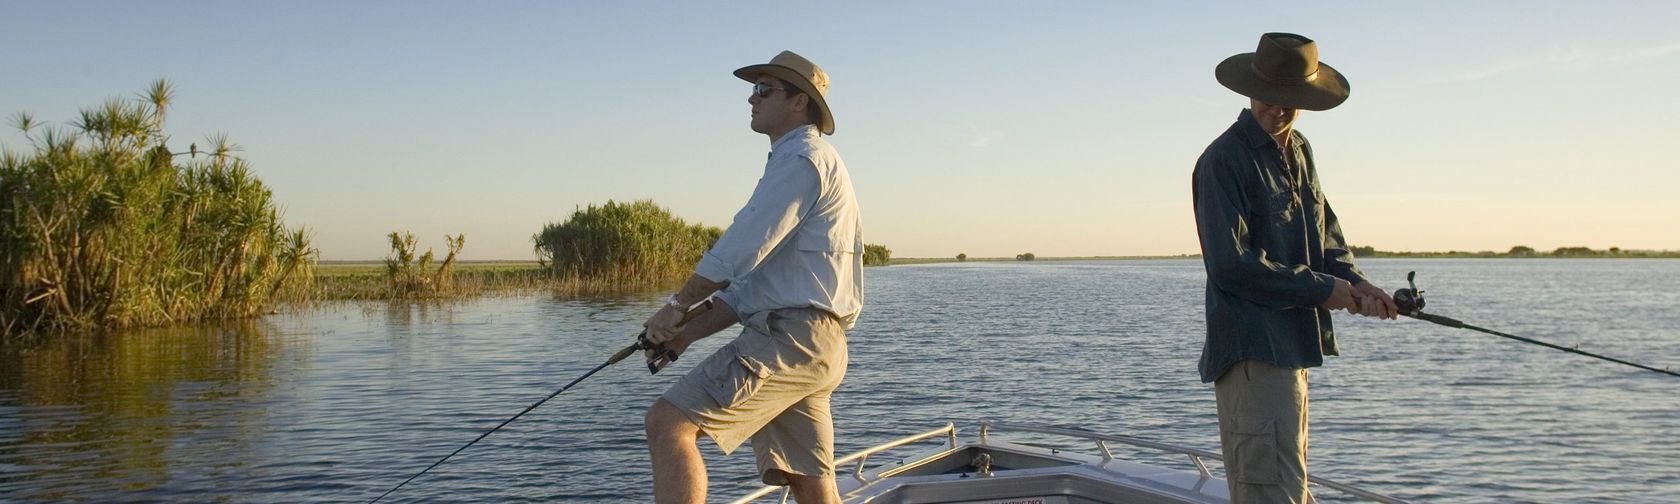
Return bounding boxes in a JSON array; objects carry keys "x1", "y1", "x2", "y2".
[{"x1": 5, "y1": 1, "x2": 1677, "y2": 260}]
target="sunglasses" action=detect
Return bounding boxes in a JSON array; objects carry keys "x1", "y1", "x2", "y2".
[{"x1": 752, "y1": 82, "x2": 794, "y2": 98}]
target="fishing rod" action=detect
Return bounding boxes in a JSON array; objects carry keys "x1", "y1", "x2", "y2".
[
  {"x1": 1391, "y1": 271, "x2": 1678, "y2": 378},
  {"x1": 368, "y1": 299, "x2": 712, "y2": 503}
]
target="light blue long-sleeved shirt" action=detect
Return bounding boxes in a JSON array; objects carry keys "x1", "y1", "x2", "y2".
[{"x1": 696, "y1": 125, "x2": 864, "y2": 329}]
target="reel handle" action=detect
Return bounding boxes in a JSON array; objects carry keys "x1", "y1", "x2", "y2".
[{"x1": 1392, "y1": 270, "x2": 1425, "y2": 316}]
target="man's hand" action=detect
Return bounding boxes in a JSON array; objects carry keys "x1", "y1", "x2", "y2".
[
  {"x1": 645, "y1": 331, "x2": 693, "y2": 363},
  {"x1": 1351, "y1": 281, "x2": 1398, "y2": 320},
  {"x1": 1321, "y1": 278, "x2": 1358, "y2": 312},
  {"x1": 642, "y1": 304, "x2": 685, "y2": 347}
]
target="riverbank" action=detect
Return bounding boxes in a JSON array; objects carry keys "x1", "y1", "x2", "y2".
[{"x1": 306, "y1": 251, "x2": 1680, "y2": 300}]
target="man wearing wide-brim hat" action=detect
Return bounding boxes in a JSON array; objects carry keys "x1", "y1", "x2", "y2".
[
  {"x1": 1191, "y1": 33, "x2": 1399, "y2": 503},
  {"x1": 641, "y1": 50, "x2": 861, "y2": 504}
]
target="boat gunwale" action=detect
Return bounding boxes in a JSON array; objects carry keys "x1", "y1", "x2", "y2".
[{"x1": 727, "y1": 420, "x2": 1408, "y2": 504}]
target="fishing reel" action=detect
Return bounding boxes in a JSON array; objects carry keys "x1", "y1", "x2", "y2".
[
  {"x1": 1392, "y1": 270, "x2": 1425, "y2": 317},
  {"x1": 639, "y1": 335, "x2": 680, "y2": 374}
]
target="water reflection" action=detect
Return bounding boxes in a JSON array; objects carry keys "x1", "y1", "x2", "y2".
[
  {"x1": 1, "y1": 262, "x2": 1675, "y2": 503},
  {"x1": 0, "y1": 321, "x2": 290, "y2": 500},
  {"x1": 373, "y1": 299, "x2": 461, "y2": 328}
]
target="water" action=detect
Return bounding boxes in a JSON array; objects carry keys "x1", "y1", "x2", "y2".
[{"x1": 2, "y1": 259, "x2": 1677, "y2": 503}]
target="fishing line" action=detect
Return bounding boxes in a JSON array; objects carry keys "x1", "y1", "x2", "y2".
[{"x1": 368, "y1": 299, "x2": 712, "y2": 503}]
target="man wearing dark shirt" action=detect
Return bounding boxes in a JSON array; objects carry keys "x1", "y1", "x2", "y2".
[{"x1": 1192, "y1": 33, "x2": 1398, "y2": 503}]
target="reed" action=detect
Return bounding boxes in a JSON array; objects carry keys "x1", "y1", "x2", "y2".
[
  {"x1": 532, "y1": 200, "x2": 722, "y2": 288},
  {"x1": 312, "y1": 262, "x2": 577, "y2": 300},
  {"x1": 0, "y1": 80, "x2": 315, "y2": 339},
  {"x1": 381, "y1": 231, "x2": 465, "y2": 298}
]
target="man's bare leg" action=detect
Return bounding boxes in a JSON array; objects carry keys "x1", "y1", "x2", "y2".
[
  {"x1": 784, "y1": 472, "x2": 840, "y2": 504},
  {"x1": 647, "y1": 399, "x2": 706, "y2": 504}
]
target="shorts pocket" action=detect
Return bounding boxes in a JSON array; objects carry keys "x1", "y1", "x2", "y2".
[
  {"x1": 1225, "y1": 417, "x2": 1281, "y2": 485},
  {"x1": 705, "y1": 344, "x2": 774, "y2": 409}
]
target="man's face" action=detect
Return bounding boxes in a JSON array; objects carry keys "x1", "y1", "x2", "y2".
[
  {"x1": 1249, "y1": 98, "x2": 1299, "y2": 139},
  {"x1": 748, "y1": 76, "x2": 800, "y2": 134}
]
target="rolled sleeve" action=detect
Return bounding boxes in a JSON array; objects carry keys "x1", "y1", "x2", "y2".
[
  {"x1": 694, "y1": 154, "x2": 821, "y2": 284},
  {"x1": 713, "y1": 287, "x2": 745, "y2": 319}
]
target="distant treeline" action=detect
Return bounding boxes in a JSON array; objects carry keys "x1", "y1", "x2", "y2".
[{"x1": 1350, "y1": 245, "x2": 1680, "y2": 258}]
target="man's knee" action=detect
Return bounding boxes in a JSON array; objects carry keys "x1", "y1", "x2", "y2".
[
  {"x1": 645, "y1": 398, "x2": 699, "y2": 444},
  {"x1": 780, "y1": 471, "x2": 839, "y2": 504}
]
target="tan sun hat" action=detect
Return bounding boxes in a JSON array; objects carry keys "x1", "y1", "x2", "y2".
[
  {"x1": 734, "y1": 50, "x2": 835, "y2": 135},
  {"x1": 1215, "y1": 32, "x2": 1351, "y2": 111}
]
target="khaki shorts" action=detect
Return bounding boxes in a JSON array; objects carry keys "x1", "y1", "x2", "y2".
[
  {"x1": 662, "y1": 308, "x2": 849, "y2": 484},
  {"x1": 1214, "y1": 359, "x2": 1313, "y2": 504}
]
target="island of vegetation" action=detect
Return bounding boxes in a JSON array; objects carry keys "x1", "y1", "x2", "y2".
[{"x1": 3, "y1": 82, "x2": 1672, "y2": 340}]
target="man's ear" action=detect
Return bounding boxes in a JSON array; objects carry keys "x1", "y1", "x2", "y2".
[{"x1": 791, "y1": 92, "x2": 809, "y2": 112}]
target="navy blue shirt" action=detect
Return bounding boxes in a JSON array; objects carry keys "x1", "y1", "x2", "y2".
[{"x1": 1192, "y1": 110, "x2": 1368, "y2": 383}]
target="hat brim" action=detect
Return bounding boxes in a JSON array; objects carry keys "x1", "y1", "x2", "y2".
[
  {"x1": 1215, "y1": 53, "x2": 1350, "y2": 111},
  {"x1": 735, "y1": 64, "x2": 835, "y2": 135}
]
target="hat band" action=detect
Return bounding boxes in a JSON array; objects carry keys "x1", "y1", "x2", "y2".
[{"x1": 1251, "y1": 63, "x2": 1319, "y2": 86}]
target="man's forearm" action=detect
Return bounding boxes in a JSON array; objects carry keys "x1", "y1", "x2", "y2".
[
  {"x1": 673, "y1": 274, "x2": 728, "y2": 307},
  {"x1": 679, "y1": 297, "x2": 740, "y2": 345}
]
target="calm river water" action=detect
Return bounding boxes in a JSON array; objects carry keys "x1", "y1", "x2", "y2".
[{"x1": 2, "y1": 259, "x2": 1677, "y2": 503}]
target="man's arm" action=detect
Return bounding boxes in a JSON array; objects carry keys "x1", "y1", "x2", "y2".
[
  {"x1": 1193, "y1": 151, "x2": 1340, "y2": 309},
  {"x1": 643, "y1": 155, "x2": 821, "y2": 345},
  {"x1": 642, "y1": 274, "x2": 728, "y2": 347},
  {"x1": 692, "y1": 156, "x2": 822, "y2": 287},
  {"x1": 645, "y1": 297, "x2": 742, "y2": 361},
  {"x1": 1316, "y1": 175, "x2": 1397, "y2": 318}
]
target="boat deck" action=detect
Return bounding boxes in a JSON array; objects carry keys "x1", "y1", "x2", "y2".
[{"x1": 728, "y1": 421, "x2": 1405, "y2": 504}]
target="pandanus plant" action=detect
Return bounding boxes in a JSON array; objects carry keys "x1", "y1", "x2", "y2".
[{"x1": 0, "y1": 79, "x2": 316, "y2": 338}]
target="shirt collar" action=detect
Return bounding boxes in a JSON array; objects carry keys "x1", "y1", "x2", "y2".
[
  {"x1": 771, "y1": 124, "x2": 817, "y2": 153},
  {"x1": 1235, "y1": 109, "x2": 1299, "y2": 150}
]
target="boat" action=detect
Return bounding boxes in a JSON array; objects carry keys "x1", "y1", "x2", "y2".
[{"x1": 727, "y1": 421, "x2": 1405, "y2": 504}]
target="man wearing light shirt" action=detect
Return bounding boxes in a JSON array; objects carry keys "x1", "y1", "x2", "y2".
[{"x1": 640, "y1": 50, "x2": 862, "y2": 504}]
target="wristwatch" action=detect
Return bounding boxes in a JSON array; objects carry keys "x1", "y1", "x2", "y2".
[{"x1": 667, "y1": 295, "x2": 690, "y2": 313}]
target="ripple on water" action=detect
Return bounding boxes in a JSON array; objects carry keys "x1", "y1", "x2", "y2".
[{"x1": 0, "y1": 260, "x2": 1677, "y2": 503}]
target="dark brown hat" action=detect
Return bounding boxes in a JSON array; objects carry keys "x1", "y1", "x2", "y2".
[{"x1": 1216, "y1": 33, "x2": 1350, "y2": 111}]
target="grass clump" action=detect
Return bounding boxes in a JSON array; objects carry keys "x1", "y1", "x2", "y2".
[
  {"x1": 0, "y1": 80, "x2": 315, "y2": 338},
  {"x1": 864, "y1": 244, "x2": 892, "y2": 266},
  {"x1": 532, "y1": 200, "x2": 721, "y2": 288},
  {"x1": 382, "y1": 232, "x2": 465, "y2": 297}
]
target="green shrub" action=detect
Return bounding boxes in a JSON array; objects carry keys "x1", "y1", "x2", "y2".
[
  {"x1": 1016, "y1": 252, "x2": 1036, "y2": 261},
  {"x1": 532, "y1": 200, "x2": 721, "y2": 286},
  {"x1": 0, "y1": 80, "x2": 315, "y2": 337},
  {"x1": 864, "y1": 244, "x2": 892, "y2": 266}
]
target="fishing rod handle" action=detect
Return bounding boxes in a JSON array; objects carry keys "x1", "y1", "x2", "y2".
[{"x1": 642, "y1": 298, "x2": 716, "y2": 374}]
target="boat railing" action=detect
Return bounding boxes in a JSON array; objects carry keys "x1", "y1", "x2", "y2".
[
  {"x1": 726, "y1": 423, "x2": 958, "y2": 504},
  {"x1": 981, "y1": 421, "x2": 1406, "y2": 504}
]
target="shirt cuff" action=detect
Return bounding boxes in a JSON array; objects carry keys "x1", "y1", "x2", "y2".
[
  {"x1": 694, "y1": 250, "x2": 734, "y2": 284},
  {"x1": 1309, "y1": 272, "x2": 1338, "y2": 306}
]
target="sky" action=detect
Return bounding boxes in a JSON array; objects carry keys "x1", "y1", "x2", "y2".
[{"x1": 4, "y1": 1, "x2": 1678, "y2": 260}]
